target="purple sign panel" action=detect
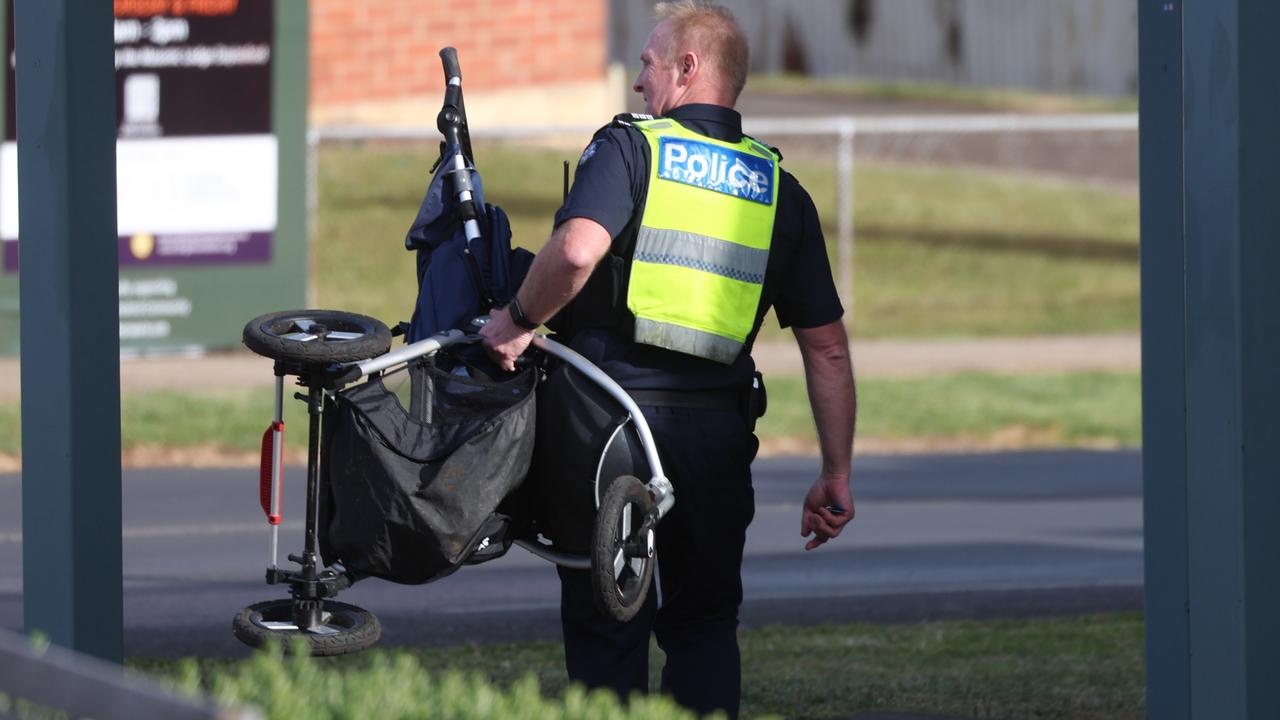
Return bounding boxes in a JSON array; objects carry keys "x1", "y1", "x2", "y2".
[
  {"x1": 2, "y1": 232, "x2": 272, "y2": 272},
  {"x1": 118, "y1": 231, "x2": 272, "y2": 267}
]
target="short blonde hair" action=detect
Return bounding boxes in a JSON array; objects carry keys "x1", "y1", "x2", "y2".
[{"x1": 654, "y1": 0, "x2": 749, "y2": 101}]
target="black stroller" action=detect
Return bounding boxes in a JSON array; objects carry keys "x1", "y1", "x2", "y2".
[{"x1": 231, "y1": 49, "x2": 674, "y2": 655}]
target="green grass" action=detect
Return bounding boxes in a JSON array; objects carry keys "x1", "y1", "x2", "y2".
[
  {"x1": 313, "y1": 143, "x2": 1139, "y2": 340},
  {"x1": 4, "y1": 147, "x2": 1145, "y2": 459},
  {"x1": 118, "y1": 389, "x2": 310, "y2": 454},
  {"x1": 745, "y1": 74, "x2": 1139, "y2": 114},
  {"x1": 797, "y1": 160, "x2": 1139, "y2": 338},
  {"x1": 763, "y1": 370, "x2": 1141, "y2": 450},
  {"x1": 0, "y1": 389, "x2": 297, "y2": 457},
  {"x1": 132, "y1": 613, "x2": 1145, "y2": 720},
  {"x1": 0, "y1": 370, "x2": 1140, "y2": 458}
]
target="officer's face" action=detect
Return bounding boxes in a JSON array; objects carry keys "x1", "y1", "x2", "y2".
[{"x1": 634, "y1": 21, "x2": 681, "y2": 116}]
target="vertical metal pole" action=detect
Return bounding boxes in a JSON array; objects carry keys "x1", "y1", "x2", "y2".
[
  {"x1": 275, "y1": 0, "x2": 311, "y2": 313},
  {"x1": 835, "y1": 120, "x2": 855, "y2": 322},
  {"x1": 1143, "y1": 0, "x2": 1280, "y2": 716},
  {"x1": 1183, "y1": 0, "x2": 1247, "y2": 714},
  {"x1": 295, "y1": 385, "x2": 325, "y2": 630},
  {"x1": 1139, "y1": 1, "x2": 1189, "y2": 717},
  {"x1": 15, "y1": 0, "x2": 122, "y2": 662},
  {"x1": 1236, "y1": 1, "x2": 1280, "y2": 711},
  {"x1": 303, "y1": 387, "x2": 323, "y2": 574}
]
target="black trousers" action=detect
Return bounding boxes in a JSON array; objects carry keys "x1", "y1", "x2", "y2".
[{"x1": 558, "y1": 404, "x2": 758, "y2": 719}]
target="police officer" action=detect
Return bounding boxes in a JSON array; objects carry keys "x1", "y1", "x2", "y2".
[{"x1": 481, "y1": 1, "x2": 856, "y2": 716}]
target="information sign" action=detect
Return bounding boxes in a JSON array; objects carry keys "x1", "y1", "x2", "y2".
[{"x1": 0, "y1": 0, "x2": 307, "y2": 354}]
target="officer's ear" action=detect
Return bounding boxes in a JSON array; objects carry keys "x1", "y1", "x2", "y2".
[{"x1": 679, "y1": 51, "x2": 699, "y2": 80}]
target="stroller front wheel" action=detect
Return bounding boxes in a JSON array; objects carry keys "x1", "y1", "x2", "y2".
[
  {"x1": 243, "y1": 309, "x2": 392, "y2": 365},
  {"x1": 232, "y1": 598, "x2": 382, "y2": 656},
  {"x1": 591, "y1": 476, "x2": 656, "y2": 622}
]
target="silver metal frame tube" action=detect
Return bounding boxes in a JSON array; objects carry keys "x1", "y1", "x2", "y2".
[
  {"x1": 451, "y1": 149, "x2": 482, "y2": 243},
  {"x1": 352, "y1": 329, "x2": 471, "y2": 378}
]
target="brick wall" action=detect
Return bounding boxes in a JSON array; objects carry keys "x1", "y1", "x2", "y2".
[{"x1": 310, "y1": 0, "x2": 608, "y2": 111}]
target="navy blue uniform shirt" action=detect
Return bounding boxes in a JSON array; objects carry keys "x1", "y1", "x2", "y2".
[{"x1": 553, "y1": 103, "x2": 843, "y2": 390}]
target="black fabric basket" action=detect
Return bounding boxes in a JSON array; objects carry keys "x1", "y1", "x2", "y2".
[
  {"x1": 318, "y1": 360, "x2": 537, "y2": 584},
  {"x1": 529, "y1": 362, "x2": 633, "y2": 555}
]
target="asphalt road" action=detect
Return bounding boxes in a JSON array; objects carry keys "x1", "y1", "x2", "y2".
[{"x1": 0, "y1": 450, "x2": 1142, "y2": 658}]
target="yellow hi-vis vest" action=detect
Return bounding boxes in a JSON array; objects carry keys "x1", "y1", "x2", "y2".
[{"x1": 627, "y1": 119, "x2": 781, "y2": 364}]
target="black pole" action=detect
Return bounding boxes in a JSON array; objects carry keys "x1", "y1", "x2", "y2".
[
  {"x1": 303, "y1": 388, "x2": 323, "y2": 570},
  {"x1": 293, "y1": 386, "x2": 325, "y2": 630}
]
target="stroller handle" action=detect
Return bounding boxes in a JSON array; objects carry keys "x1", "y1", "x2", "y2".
[
  {"x1": 438, "y1": 47, "x2": 465, "y2": 131},
  {"x1": 439, "y1": 47, "x2": 462, "y2": 85}
]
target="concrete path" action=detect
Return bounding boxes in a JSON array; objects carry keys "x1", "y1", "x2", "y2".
[{"x1": 0, "y1": 333, "x2": 1139, "y2": 402}]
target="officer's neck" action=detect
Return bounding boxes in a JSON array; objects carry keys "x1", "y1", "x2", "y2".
[
  {"x1": 666, "y1": 100, "x2": 735, "y2": 116},
  {"x1": 665, "y1": 83, "x2": 735, "y2": 114}
]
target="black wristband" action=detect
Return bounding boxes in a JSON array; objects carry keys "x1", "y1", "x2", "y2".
[{"x1": 507, "y1": 295, "x2": 539, "y2": 330}]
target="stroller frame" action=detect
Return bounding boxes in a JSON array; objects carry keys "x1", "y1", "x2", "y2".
[
  {"x1": 232, "y1": 48, "x2": 674, "y2": 655},
  {"x1": 235, "y1": 326, "x2": 674, "y2": 654}
]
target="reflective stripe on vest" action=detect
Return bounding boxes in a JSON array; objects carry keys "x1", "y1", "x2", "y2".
[{"x1": 627, "y1": 119, "x2": 780, "y2": 364}]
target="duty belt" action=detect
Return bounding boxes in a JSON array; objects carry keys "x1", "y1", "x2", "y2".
[{"x1": 626, "y1": 387, "x2": 741, "y2": 412}]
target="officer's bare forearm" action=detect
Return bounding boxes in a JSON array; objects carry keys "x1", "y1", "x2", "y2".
[
  {"x1": 794, "y1": 321, "x2": 856, "y2": 477},
  {"x1": 513, "y1": 217, "x2": 612, "y2": 324}
]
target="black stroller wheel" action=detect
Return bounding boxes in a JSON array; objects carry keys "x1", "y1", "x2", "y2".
[
  {"x1": 232, "y1": 598, "x2": 381, "y2": 656},
  {"x1": 243, "y1": 309, "x2": 392, "y2": 364},
  {"x1": 591, "y1": 476, "x2": 656, "y2": 622}
]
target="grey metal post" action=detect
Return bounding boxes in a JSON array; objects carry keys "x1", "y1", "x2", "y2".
[
  {"x1": 1234, "y1": 6, "x2": 1280, "y2": 713},
  {"x1": 1138, "y1": 1, "x2": 1188, "y2": 718},
  {"x1": 15, "y1": 0, "x2": 122, "y2": 663},
  {"x1": 275, "y1": 0, "x2": 311, "y2": 313},
  {"x1": 1143, "y1": 0, "x2": 1280, "y2": 715}
]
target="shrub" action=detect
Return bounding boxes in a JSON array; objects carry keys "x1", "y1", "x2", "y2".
[{"x1": 170, "y1": 640, "x2": 711, "y2": 720}]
